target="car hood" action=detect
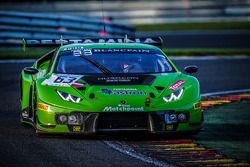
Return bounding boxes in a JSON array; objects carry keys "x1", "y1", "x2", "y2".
[{"x1": 36, "y1": 73, "x2": 199, "y2": 111}]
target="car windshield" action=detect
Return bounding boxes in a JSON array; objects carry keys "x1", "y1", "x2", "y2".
[{"x1": 55, "y1": 48, "x2": 175, "y2": 74}]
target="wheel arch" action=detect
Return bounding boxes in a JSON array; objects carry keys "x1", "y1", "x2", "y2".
[{"x1": 20, "y1": 70, "x2": 34, "y2": 111}]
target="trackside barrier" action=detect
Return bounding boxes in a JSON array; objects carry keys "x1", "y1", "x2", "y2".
[
  {"x1": 0, "y1": 11, "x2": 135, "y2": 44},
  {"x1": 0, "y1": 1, "x2": 249, "y2": 24}
]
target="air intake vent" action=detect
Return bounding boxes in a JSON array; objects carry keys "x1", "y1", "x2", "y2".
[
  {"x1": 154, "y1": 86, "x2": 165, "y2": 93},
  {"x1": 76, "y1": 87, "x2": 86, "y2": 91}
]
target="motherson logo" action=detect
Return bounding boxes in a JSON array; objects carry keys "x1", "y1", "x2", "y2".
[
  {"x1": 100, "y1": 88, "x2": 147, "y2": 96},
  {"x1": 103, "y1": 106, "x2": 144, "y2": 112}
]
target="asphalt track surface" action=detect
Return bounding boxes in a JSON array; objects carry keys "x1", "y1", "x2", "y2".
[
  {"x1": 0, "y1": 57, "x2": 250, "y2": 167},
  {"x1": 137, "y1": 30, "x2": 250, "y2": 49}
]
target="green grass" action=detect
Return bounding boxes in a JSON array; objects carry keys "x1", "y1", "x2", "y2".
[
  {"x1": 0, "y1": 48, "x2": 250, "y2": 59},
  {"x1": 196, "y1": 101, "x2": 250, "y2": 161},
  {"x1": 136, "y1": 21, "x2": 250, "y2": 31},
  {"x1": 0, "y1": 49, "x2": 52, "y2": 59}
]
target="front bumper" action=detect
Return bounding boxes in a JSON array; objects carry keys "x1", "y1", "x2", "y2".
[{"x1": 35, "y1": 105, "x2": 203, "y2": 134}]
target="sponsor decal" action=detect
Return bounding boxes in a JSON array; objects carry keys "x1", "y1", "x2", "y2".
[
  {"x1": 63, "y1": 46, "x2": 85, "y2": 51},
  {"x1": 72, "y1": 126, "x2": 81, "y2": 132},
  {"x1": 100, "y1": 88, "x2": 147, "y2": 96},
  {"x1": 83, "y1": 75, "x2": 156, "y2": 85},
  {"x1": 113, "y1": 88, "x2": 137, "y2": 91},
  {"x1": 42, "y1": 74, "x2": 83, "y2": 87},
  {"x1": 73, "y1": 50, "x2": 81, "y2": 56},
  {"x1": 64, "y1": 48, "x2": 155, "y2": 54},
  {"x1": 70, "y1": 81, "x2": 86, "y2": 88},
  {"x1": 72, "y1": 49, "x2": 92, "y2": 56},
  {"x1": 26, "y1": 38, "x2": 160, "y2": 46},
  {"x1": 166, "y1": 124, "x2": 174, "y2": 131},
  {"x1": 37, "y1": 103, "x2": 49, "y2": 111},
  {"x1": 123, "y1": 64, "x2": 129, "y2": 69},
  {"x1": 91, "y1": 48, "x2": 151, "y2": 53},
  {"x1": 97, "y1": 76, "x2": 139, "y2": 83},
  {"x1": 103, "y1": 104, "x2": 144, "y2": 112},
  {"x1": 169, "y1": 80, "x2": 185, "y2": 91},
  {"x1": 194, "y1": 102, "x2": 202, "y2": 109}
]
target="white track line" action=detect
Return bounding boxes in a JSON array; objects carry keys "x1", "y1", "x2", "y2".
[
  {"x1": 170, "y1": 55, "x2": 249, "y2": 60},
  {"x1": 201, "y1": 89, "x2": 250, "y2": 96},
  {"x1": 0, "y1": 59, "x2": 35, "y2": 63},
  {"x1": 103, "y1": 141, "x2": 176, "y2": 167}
]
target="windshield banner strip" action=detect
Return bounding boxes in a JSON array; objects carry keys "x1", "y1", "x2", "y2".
[{"x1": 83, "y1": 75, "x2": 156, "y2": 85}]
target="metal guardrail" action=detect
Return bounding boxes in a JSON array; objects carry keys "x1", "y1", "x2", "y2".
[
  {"x1": 1, "y1": 1, "x2": 250, "y2": 24},
  {"x1": 0, "y1": 11, "x2": 135, "y2": 43}
]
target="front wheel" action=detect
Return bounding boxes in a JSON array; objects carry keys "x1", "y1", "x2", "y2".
[{"x1": 31, "y1": 86, "x2": 38, "y2": 131}]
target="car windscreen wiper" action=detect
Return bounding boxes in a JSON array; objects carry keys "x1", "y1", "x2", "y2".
[{"x1": 80, "y1": 54, "x2": 113, "y2": 76}]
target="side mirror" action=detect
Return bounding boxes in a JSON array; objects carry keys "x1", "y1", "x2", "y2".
[
  {"x1": 23, "y1": 67, "x2": 39, "y2": 75},
  {"x1": 184, "y1": 65, "x2": 198, "y2": 74}
]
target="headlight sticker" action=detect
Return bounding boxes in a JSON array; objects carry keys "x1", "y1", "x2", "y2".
[
  {"x1": 163, "y1": 89, "x2": 184, "y2": 102},
  {"x1": 56, "y1": 90, "x2": 82, "y2": 103}
]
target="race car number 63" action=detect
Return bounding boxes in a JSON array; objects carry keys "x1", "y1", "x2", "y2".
[{"x1": 54, "y1": 76, "x2": 77, "y2": 84}]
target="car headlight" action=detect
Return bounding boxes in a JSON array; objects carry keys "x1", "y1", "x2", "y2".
[
  {"x1": 163, "y1": 88, "x2": 184, "y2": 102},
  {"x1": 56, "y1": 90, "x2": 82, "y2": 103}
]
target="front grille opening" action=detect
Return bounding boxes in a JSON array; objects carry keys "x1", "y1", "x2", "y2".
[{"x1": 97, "y1": 112, "x2": 148, "y2": 130}]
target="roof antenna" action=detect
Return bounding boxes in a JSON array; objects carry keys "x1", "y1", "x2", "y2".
[
  {"x1": 22, "y1": 38, "x2": 26, "y2": 52},
  {"x1": 60, "y1": 35, "x2": 63, "y2": 46},
  {"x1": 124, "y1": 34, "x2": 128, "y2": 43},
  {"x1": 101, "y1": 0, "x2": 107, "y2": 43}
]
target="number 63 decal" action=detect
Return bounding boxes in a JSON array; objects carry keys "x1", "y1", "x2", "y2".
[
  {"x1": 54, "y1": 76, "x2": 77, "y2": 84},
  {"x1": 42, "y1": 74, "x2": 83, "y2": 86}
]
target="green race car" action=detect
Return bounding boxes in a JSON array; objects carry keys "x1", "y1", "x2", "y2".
[{"x1": 20, "y1": 38, "x2": 202, "y2": 134}]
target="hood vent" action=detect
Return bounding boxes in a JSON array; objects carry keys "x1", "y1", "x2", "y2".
[
  {"x1": 154, "y1": 86, "x2": 165, "y2": 93},
  {"x1": 76, "y1": 87, "x2": 86, "y2": 91}
]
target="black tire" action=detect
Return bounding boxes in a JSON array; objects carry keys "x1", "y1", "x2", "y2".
[
  {"x1": 20, "y1": 75, "x2": 22, "y2": 104},
  {"x1": 32, "y1": 85, "x2": 38, "y2": 131},
  {"x1": 31, "y1": 86, "x2": 46, "y2": 136},
  {"x1": 28, "y1": 87, "x2": 33, "y2": 118}
]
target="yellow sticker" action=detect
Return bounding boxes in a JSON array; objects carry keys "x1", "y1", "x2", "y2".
[
  {"x1": 194, "y1": 102, "x2": 202, "y2": 110},
  {"x1": 166, "y1": 124, "x2": 174, "y2": 131},
  {"x1": 72, "y1": 126, "x2": 81, "y2": 132},
  {"x1": 37, "y1": 103, "x2": 49, "y2": 111}
]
